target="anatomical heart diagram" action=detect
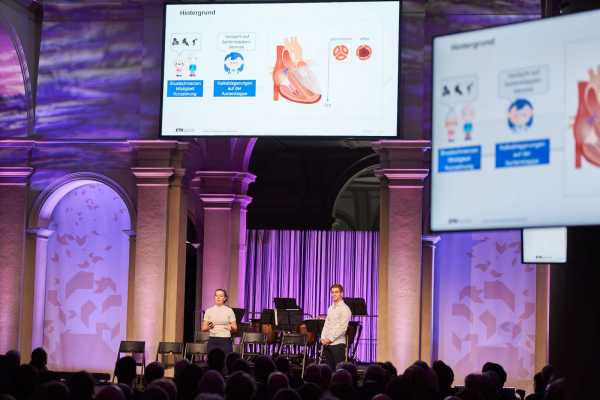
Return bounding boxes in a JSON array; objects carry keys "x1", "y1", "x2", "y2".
[
  {"x1": 272, "y1": 37, "x2": 321, "y2": 104},
  {"x1": 573, "y1": 65, "x2": 600, "y2": 168}
]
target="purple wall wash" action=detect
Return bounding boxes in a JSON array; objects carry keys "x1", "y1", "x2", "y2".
[
  {"x1": 245, "y1": 230, "x2": 379, "y2": 362},
  {"x1": 0, "y1": 23, "x2": 28, "y2": 137},
  {"x1": 34, "y1": 2, "x2": 163, "y2": 139},
  {"x1": 44, "y1": 182, "x2": 131, "y2": 372},
  {"x1": 434, "y1": 230, "x2": 537, "y2": 389}
]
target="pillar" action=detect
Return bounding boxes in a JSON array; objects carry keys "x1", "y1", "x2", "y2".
[
  {"x1": 128, "y1": 140, "x2": 187, "y2": 358},
  {"x1": 372, "y1": 140, "x2": 430, "y2": 370},
  {"x1": 191, "y1": 171, "x2": 255, "y2": 311},
  {"x1": 0, "y1": 141, "x2": 33, "y2": 353},
  {"x1": 420, "y1": 235, "x2": 440, "y2": 365}
]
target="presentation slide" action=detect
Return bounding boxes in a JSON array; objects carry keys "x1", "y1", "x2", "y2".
[
  {"x1": 161, "y1": 1, "x2": 400, "y2": 137},
  {"x1": 431, "y1": 10, "x2": 600, "y2": 231},
  {"x1": 522, "y1": 227, "x2": 567, "y2": 264}
]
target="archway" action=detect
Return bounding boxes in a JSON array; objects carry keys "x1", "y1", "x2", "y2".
[{"x1": 29, "y1": 175, "x2": 133, "y2": 372}]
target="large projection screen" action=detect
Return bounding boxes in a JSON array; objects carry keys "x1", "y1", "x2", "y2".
[
  {"x1": 160, "y1": 1, "x2": 400, "y2": 138},
  {"x1": 431, "y1": 10, "x2": 600, "y2": 231}
]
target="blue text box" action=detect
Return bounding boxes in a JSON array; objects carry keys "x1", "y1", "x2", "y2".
[
  {"x1": 438, "y1": 146, "x2": 482, "y2": 172},
  {"x1": 496, "y1": 139, "x2": 549, "y2": 168},
  {"x1": 167, "y1": 80, "x2": 203, "y2": 97},
  {"x1": 214, "y1": 80, "x2": 256, "y2": 97}
]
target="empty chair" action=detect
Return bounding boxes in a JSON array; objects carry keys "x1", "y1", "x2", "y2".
[
  {"x1": 185, "y1": 342, "x2": 208, "y2": 364},
  {"x1": 156, "y1": 342, "x2": 184, "y2": 369},
  {"x1": 114, "y1": 341, "x2": 145, "y2": 382},
  {"x1": 279, "y1": 333, "x2": 308, "y2": 373},
  {"x1": 195, "y1": 331, "x2": 210, "y2": 343},
  {"x1": 240, "y1": 332, "x2": 267, "y2": 360}
]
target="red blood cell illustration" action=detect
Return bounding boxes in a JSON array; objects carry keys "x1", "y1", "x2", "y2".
[
  {"x1": 332, "y1": 44, "x2": 349, "y2": 61},
  {"x1": 356, "y1": 44, "x2": 372, "y2": 60}
]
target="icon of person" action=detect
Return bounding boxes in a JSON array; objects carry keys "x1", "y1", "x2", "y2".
[
  {"x1": 188, "y1": 55, "x2": 198, "y2": 77},
  {"x1": 445, "y1": 108, "x2": 458, "y2": 142},
  {"x1": 172, "y1": 37, "x2": 179, "y2": 46},
  {"x1": 174, "y1": 58, "x2": 185, "y2": 77},
  {"x1": 224, "y1": 52, "x2": 245, "y2": 74},
  {"x1": 462, "y1": 104, "x2": 475, "y2": 140},
  {"x1": 508, "y1": 98, "x2": 534, "y2": 133},
  {"x1": 182, "y1": 38, "x2": 189, "y2": 46}
]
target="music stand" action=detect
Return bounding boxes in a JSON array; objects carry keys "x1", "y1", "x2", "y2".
[
  {"x1": 260, "y1": 309, "x2": 275, "y2": 325},
  {"x1": 275, "y1": 309, "x2": 303, "y2": 332},
  {"x1": 344, "y1": 298, "x2": 368, "y2": 316},
  {"x1": 274, "y1": 297, "x2": 297, "y2": 309},
  {"x1": 303, "y1": 319, "x2": 325, "y2": 337},
  {"x1": 232, "y1": 308, "x2": 246, "y2": 325}
]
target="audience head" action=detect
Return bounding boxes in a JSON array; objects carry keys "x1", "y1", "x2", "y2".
[
  {"x1": 35, "y1": 381, "x2": 69, "y2": 400},
  {"x1": 544, "y1": 377, "x2": 565, "y2": 400},
  {"x1": 302, "y1": 364, "x2": 320, "y2": 386},
  {"x1": 141, "y1": 386, "x2": 169, "y2": 400},
  {"x1": 199, "y1": 370, "x2": 226, "y2": 396},
  {"x1": 272, "y1": 388, "x2": 301, "y2": 400},
  {"x1": 225, "y1": 371, "x2": 256, "y2": 400},
  {"x1": 5, "y1": 351, "x2": 20, "y2": 368},
  {"x1": 180, "y1": 363, "x2": 204, "y2": 400},
  {"x1": 433, "y1": 360, "x2": 455, "y2": 392},
  {"x1": 144, "y1": 361, "x2": 165, "y2": 385},
  {"x1": 381, "y1": 362, "x2": 398, "y2": 379},
  {"x1": 30, "y1": 347, "x2": 48, "y2": 371},
  {"x1": 115, "y1": 356, "x2": 137, "y2": 386},
  {"x1": 117, "y1": 383, "x2": 135, "y2": 400},
  {"x1": 365, "y1": 364, "x2": 388, "y2": 389},
  {"x1": 482, "y1": 362, "x2": 507, "y2": 388},
  {"x1": 67, "y1": 370, "x2": 95, "y2": 400},
  {"x1": 274, "y1": 355, "x2": 291, "y2": 375},
  {"x1": 225, "y1": 352, "x2": 241, "y2": 373},
  {"x1": 403, "y1": 362, "x2": 439, "y2": 400},
  {"x1": 297, "y1": 382, "x2": 321, "y2": 400},
  {"x1": 541, "y1": 365, "x2": 554, "y2": 388},
  {"x1": 208, "y1": 348, "x2": 226, "y2": 373},
  {"x1": 337, "y1": 362, "x2": 358, "y2": 385},
  {"x1": 331, "y1": 368, "x2": 353, "y2": 386},
  {"x1": 230, "y1": 358, "x2": 251, "y2": 374},
  {"x1": 317, "y1": 364, "x2": 332, "y2": 391},
  {"x1": 386, "y1": 375, "x2": 411, "y2": 399},
  {"x1": 330, "y1": 381, "x2": 359, "y2": 400},
  {"x1": 464, "y1": 373, "x2": 495, "y2": 400},
  {"x1": 254, "y1": 355, "x2": 276, "y2": 384},
  {"x1": 267, "y1": 371, "x2": 289, "y2": 399},
  {"x1": 149, "y1": 378, "x2": 178, "y2": 400},
  {"x1": 96, "y1": 385, "x2": 127, "y2": 400}
]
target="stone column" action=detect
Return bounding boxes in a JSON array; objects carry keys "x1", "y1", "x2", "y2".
[
  {"x1": 191, "y1": 172, "x2": 255, "y2": 311},
  {"x1": 372, "y1": 140, "x2": 430, "y2": 370},
  {"x1": 128, "y1": 140, "x2": 187, "y2": 359},
  {"x1": 0, "y1": 141, "x2": 33, "y2": 353},
  {"x1": 420, "y1": 235, "x2": 440, "y2": 365}
]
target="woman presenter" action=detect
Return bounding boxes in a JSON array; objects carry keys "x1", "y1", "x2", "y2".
[{"x1": 201, "y1": 289, "x2": 237, "y2": 354}]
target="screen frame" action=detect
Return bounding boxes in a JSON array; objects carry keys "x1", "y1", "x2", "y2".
[
  {"x1": 429, "y1": 9, "x2": 600, "y2": 233},
  {"x1": 520, "y1": 227, "x2": 568, "y2": 265},
  {"x1": 159, "y1": 0, "x2": 402, "y2": 139}
]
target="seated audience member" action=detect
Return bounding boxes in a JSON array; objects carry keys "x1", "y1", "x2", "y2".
[
  {"x1": 141, "y1": 386, "x2": 169, "y2": 400},
  {"x1": 225, "y1": 352, "x2": 241, "y2": 374},
  {"x1": 272, "y1": 388, "x2": 301, "y2": 400},
  {"x1": 29, "y1": 347, "x2": 55, "y2": 383},
  {"x1": 385, "y1": 375, "x2": 410, "y2": 400},
  {"x1": 115, "y1": 356, "x2": 138, "y2": 387},
  {"x1": 317, "y1": 364, "x2": 332, "y2": 391},
  {"x1": 149, "y1": 379, "x2": 177, "y2": 400},
  {"x1": 302, "y1": 364, "x2": 321, "y2": 387},
  {"x1": 198, "y1": 370, "x2": 226, "y2": 396},
  {"x1": 225, "y1": 371, "x2": 256, "y2": 400},
  {"x1": 433, "y1": 360, "x2": 456, "y2": 399},
  {"x1": 144, "y1": 362, "x2": 165, "y2": 385},
  {"x1": 337, "y1": 362, "x2": 358, "y2": 387},
  {"x1": 267, "y1": 372, "x2": 289, "y2": 400},
  {"x1": 208, "y1": 349, "x2": 226, "y2": 374},
  {"x1": 117, "y1": 383, "x2": 135, "y2": 400},
  {"x1": 296, "y1": 382, "x2": 321, "y2": 400},
  {"x1": 331, "y1": 369, "x2": 353, "y2": 386},
  {"x1": 543, "y1": 378, "x2": 565, "y2": 400},
  {"x1": 67, "y1": 370, "x2": 95, "y2": 400},
  {"x1": 330, "y1": 381, "x2": 360, "y2": 400},
  {"x1": 482, "y1": 362, "x2": 512, "y2": 400},
  {"x1": 254, "y1": 356, "x2": 277, "y2": 400},
  {"x1": 402, "y1": 363, "x2": 438, "y2": 400},
  {"x1": 96, "y1": 385, "x2": 127, "y2": 400},
  {"x1": 464, "y1": 373, "x2": 496, "y2": 400},
  {"x1": 15, "y1": 364, "x2": 39, "y2": 400},
  {"x1": 34, "y1": 381, "x2": 70, "y2": 400},
  {"x1": 230, "y1": 359, "x2": 251, "y2": 374},
  {"x1": 179, "y1": 363, "x2": 204, "y2": 400}
]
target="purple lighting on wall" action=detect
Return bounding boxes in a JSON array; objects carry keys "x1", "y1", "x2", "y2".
[{"x1": 245, "y1": 230, "x2": 379, "y2": 361}]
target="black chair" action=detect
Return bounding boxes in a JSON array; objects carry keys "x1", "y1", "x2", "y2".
[
  {"x1": 279, "y1": 332, "x2": 308, "y2": 373},
  {"x1": 240, "y1": 332, "x2": 267, "y2": 360},
  {"x1": 114, "y1": 340, "x2": 145, "y2": 382},
  {"x1": 195, "y1": 331, "x2": 210, "y2": 343},
  {"x1": 185, "y1": 342, "x2": 208, "y2": 364},
  {"x1": 156, "y1": 341, "x2": 184, "y2": 369}
]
